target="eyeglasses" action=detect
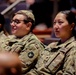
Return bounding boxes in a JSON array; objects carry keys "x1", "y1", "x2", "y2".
[{"x1": 10, "y1": 19, "x2": 25, "y2": 24}]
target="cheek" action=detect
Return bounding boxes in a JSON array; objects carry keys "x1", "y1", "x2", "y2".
[
  {"x1": 19, "y1": 25, "x2": 27, "y2": 32},
  {"x1": 17, "y1": 24, "x2": 24, "y2": 30},
  {"x1": 60, "y1": 24, "x2": 69, "y2": 31},
  {"x1": 63, "y1": 25, "x2": 71, "y2": 31},
  {"x1": 18, "y1": 24, "x2": 22, "y2": 27},
  {"x1": 60, "y1": 26, "x2": 71, "y2": 36}
]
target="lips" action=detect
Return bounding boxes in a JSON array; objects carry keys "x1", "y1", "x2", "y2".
[
  {"x1": 55, "y1": 30, "x2": 59, "y2": 32},
  {"x1": 54, "y1": 29, "x2": 59, "y2": 32},
  {"x1": 54, "y1": 30, "x2": 60, "y2": 35}
]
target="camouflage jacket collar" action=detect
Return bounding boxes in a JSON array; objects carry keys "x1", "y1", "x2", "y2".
[{"x1": 45, "y1": 36, "x2": 75, "y2": 51}]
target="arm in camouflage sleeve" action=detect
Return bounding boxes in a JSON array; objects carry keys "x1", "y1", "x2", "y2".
[
  {"x1": 26, "y1": 50, "x2": 52, "y2": 75},
  {"x1": 19, "y1": 41, "x2": 45, "y2": 74}
]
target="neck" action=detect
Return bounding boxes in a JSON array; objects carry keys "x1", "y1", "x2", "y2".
[{"x1": 61, "y1": 36, "x2": 73, "y2": 43}]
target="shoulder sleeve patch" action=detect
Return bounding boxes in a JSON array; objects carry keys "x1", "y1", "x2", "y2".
[{"x1": 28, "y1": 52, "x2": 34, "y2": 58}]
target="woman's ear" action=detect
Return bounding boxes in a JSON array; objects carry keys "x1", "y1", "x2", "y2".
[{"x1": 70, "y1": 23, "x2": 75, "y2": 30}]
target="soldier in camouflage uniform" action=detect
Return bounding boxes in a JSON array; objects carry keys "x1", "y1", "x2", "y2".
[
  {"x1": 0, "y1": 10, "x2": 45, "y2": 74},
  {"x1": 26, "y1": 10, "x2": 76, "y2": 75}
]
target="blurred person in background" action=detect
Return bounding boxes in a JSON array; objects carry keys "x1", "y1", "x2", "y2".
[
  {"x1": 70, "y1": 0, "x2": 76, "y2": 14},
  {"x1": 25, "y1": 0, "x2": 35, "y2": 9},
  {"x1": 0, "y1": 52, "x2": 22, "y2": 75}
]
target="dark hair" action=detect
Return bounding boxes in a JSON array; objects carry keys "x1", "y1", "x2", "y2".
[
  {"x1": 0, "y1": 13, "x2": 5, "y2": 32},
  {"x1": 59, "y1": 10, "x2": 76, "y2": 38}
]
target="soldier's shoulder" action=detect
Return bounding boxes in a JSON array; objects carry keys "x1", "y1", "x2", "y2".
[
  {"x1": 26, "y1": 33, "x2": 43, "y2": 44},
  {"x1": 68, "y1": 41, "x2": 76, "y2": 55},
  {"x1": 46, "y1": 42, "x2": 58, "y2": 48},
  {"x1": 44, "y1": 42, "x2": 58, "y2": 52},
  {"x1": 71, "y1": 41, "x2": 76, "y2": 47},
  {"x1": 29, "y1": 33, "x2": 41, "y2": 40}
]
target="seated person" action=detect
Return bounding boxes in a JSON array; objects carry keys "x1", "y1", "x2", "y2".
[
  {"x1": 26, "y1": 10, "x2": 76, "y2": 75},
  {"x1": 0, "y1": 10, "x2": 45, "y2": 74}
]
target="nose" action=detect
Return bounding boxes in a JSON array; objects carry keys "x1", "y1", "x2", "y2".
[
  {"x1": 53, "y1": 22, "x2": 59, "y2": 29},
  {"x1": 10, "y1": 21, "x2": 15, "y2": 26}
]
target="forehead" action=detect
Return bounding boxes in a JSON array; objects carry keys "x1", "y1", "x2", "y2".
[
  {"x1": 13, "y1": 14, "x2": 26, "y2": 20},
  {"x1": 54, "y1": 12, "x2": 66, "y2": 20}
]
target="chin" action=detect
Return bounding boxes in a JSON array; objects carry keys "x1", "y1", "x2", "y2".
[
  {"x1": 12, "y1": 30, "x2": 16, "y2": 33},
  {"x1": 11, "y1": 31, "x2": 14, "y2": 34},
  {"x1": 55, "y1": 34, "x2": 59, "y2": 37}
]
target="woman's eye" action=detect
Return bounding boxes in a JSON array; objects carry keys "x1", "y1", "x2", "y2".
[{"x1": 58, "y1": 21, "x2": 63, "y2": 25}]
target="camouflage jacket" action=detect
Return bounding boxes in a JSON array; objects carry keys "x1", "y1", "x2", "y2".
[
  {"x1": 0, "y1": 31, "x2": 8, "y2": 41},
  {"x1": 0, "y1": 31, "x2": 16, "y2": 49},
  {"x1": 26, "y1": 36, "x2": 76, "y2": 75},
  {"x1": 0, "y1": 33, "x2": 45, "y2": 74}
]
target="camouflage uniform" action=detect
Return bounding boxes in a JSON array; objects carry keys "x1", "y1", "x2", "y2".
[
  {"x1": 0, "y1": 33, "x2": 45, "y2": 74},
  {"x1": 0, "y1": 31, "x2": 15, "y2": 50},
  {"x1": 0, "y1": 31, "x2": 8, "y2": 41},
  {"x1": 26, "y1": 37, "x2": 76, "y2": 75}
]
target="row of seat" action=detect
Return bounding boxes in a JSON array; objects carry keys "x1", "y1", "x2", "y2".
[
  {"x1": 33, "y1": 28, "x2": 60, "y2": 45},
  {"x1": 0, "y1": 2, "x2": 27, "y2": 13}
]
